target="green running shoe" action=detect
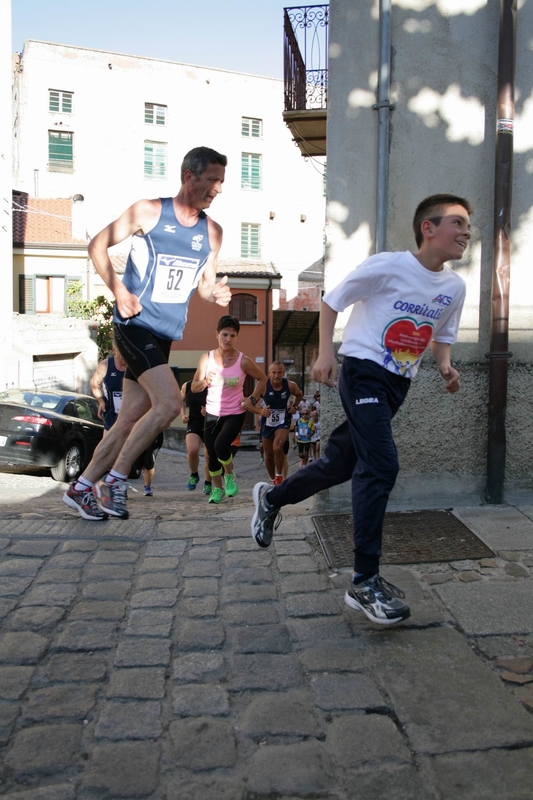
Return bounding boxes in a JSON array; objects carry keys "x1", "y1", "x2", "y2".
[
  {"x1": 225, "y1": 473, "x2": 238, "y2": 497},
  {"x1": 208, "y1": 487, "x2": 225, "y2": 504}
]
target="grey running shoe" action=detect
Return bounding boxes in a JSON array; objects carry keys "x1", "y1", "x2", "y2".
[
  {"x1": 62, "y1": 484, "x2": 108, "y2": 521},
  {"x1": 251, "y1": 482, "x2": 281, "y2": 549},
  {"x1": 344, "y1": 574, "x2": 410, "y2": 626},
  {"x1": 94, "y1": 478, "x2": 129, "y2": 519}
]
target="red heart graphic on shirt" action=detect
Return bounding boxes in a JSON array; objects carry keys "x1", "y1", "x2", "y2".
[{"x1": 383, "y1": 317, "x2": 433, "y2": 371}]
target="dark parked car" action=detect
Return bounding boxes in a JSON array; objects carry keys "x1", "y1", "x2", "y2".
[{"x1": 0, "y1": 389, "x2": 104, "y2": 482}]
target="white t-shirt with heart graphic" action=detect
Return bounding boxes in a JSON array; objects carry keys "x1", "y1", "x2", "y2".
[{"x1": 323, "y1": 250, "x2": 466, "y2": 380}]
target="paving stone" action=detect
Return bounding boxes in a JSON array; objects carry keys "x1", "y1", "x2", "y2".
[
  {"x1": 48, "y1": 552, "x2": 92, "y2": 567},
  {"x1": 85, "y1": 564, "x2": 135, "y2": 580},
  {"x1": 138, "y1": 556, "x2": 180, "y2": 572},
  {"x1": 421, "y1": 573, "x2": 455, "y2": 585},
  {"x1": 145, "y1": 540, "x2": 187, "y2": 557},
  {"x1": 0, "y1": 784, "x2": 75, "y2": 799},
  {"x1": 505, "y1": 562, "x2": 530, "y2": 578},
  {"x1": 108, "y1": 667, "x2": 166, "y2": 699},
  {"x1": 0, "y1": 537, "x2": 9, "y2": 549},
  {"x1": 224, "y1": 552, "x2": 272, "y2": 568},
  {"x1": 0, "y1": 700, "x2": 21, "y2": 731},
  {"x1": 81, "y1": 580, "x2": 130, "y2": 600},
  {"x1": 61, "y1": 539, "x2": 98, "y2": 552},
  {"x1": 188, "y1": 546, "x2": 220, "y2": 560},
  {"x1": 0, "y1": 576, "x2": 34, "y2": 597},
  {"x1": 277, "y1": 555, "x2": 319, "y2": 573},
  {"x1": 115, "y1": 637, "x2": 171, "y2": 666},
  {"x1": 172, "y1": 652, "x2": 226, "y2": 682},
  {"x1": 422, "y1": 749, "x2": 533, "y2": 800},
  {"x1": 0, "y1": 666, "x2": 34, "y2": 699},
  {"x1": 24, "y1": 684, "x2": 97, "y2": 721},
  {"x1": 169, "y1": 717, "x2": 237, "y2": 769},
  {"x1": 327, "y1": 714, "x2": 411, "y2": 766},
  {"x1": 514, "y1": 683, "x2": 533, "y2": 711},
  {"x1": 125, "y1": 608, "x2": 174, "y2": 637},
  {"x1": 100, "y1": 540, "x2": 142, "y2": 550},
  {"x1": 222, "y1": 566, "x2": 272, "y2": 584},
  {"x1": 458, "y1": 571, "x2": 483, "y2": 582},
  {"x1": 367, "y1": 626, "x2": 533, "y2": 753},
  {"x1": 0, "y1": 631, "x2": 49, "y2": 664},
  {"x1": 246, "y1": 741, "x2": 335, "y2": 795},
  {"x1": 82, "y1": 741, "x2": 160, "y2": 796},
  {"x1": 177, "y1": 619, "x2": 225, "y2": 650},
  {"x1": 299, "y1": 645, "x2": 365, "y2": 672},
  {"x1": 230, "y1": 654, "x2": 303, "y2": 691},
  {"x1": 6, "y1": 606, "x2": 65, "y2": 630},
  {"x1": 474, "y1": 636, "x2": 533, "y2": 659},
  {"x1": 221, "y1": 583, "x2": 277, "y2": 604},
  {"x1": 286, "y1": 617, "x2": 351, "y2": 643},
  {"x1": 135, "y1": 571, "x2": 179, "y2": 589},
  {"x1": 311, "y1": 673, "x2": 385, "y2": 710},
  {"x1": 494, "y1": 656, "x2": 533, "y2": 673},
  {"x1": 95, "y1": 700, "x2": 162, "y2": 739},
  {"x1": 344, "y1": 764, "x2": 432, "y2": 800},
  {"x1": 0, "y1": 598, "x2": 17, "y2": 618},
  {"x1": 0, "y1": 558, "x2": 43, "y2": 577},
  {"x1": 9, "y1": 540, "x2": 59, "y2": 556},
  {"x1": 165, "y1": 778, "x2": 244, "y2": 800},
  {"x1": 223, "y1": 602, "x2": 279, "y2": 626},
  {"x1": 500, "y1": 671, "x2": 533, "y2": 684},
  {"x1": 238, "y1": 690, "x2": 319, "y2": 737},
  {"x1": 229, "y1": 624, "x2": 291, "y2": 654},
  {"x1": 498, "y1": 550, "x2": 524, "y2": 562},
  {"x1": 68, "y1": 600, "x2": 126, "y2": 620},
  {"x1": 172, "y1": 684, "x2": 230, "y2": 716},
  {"x1": 34, "y1": 568, "x2": 82, "y2": 584},
  {"x1": 285, "y1": 592, "x2": 341, "y2": 617},
  {"x1": 130, "y1": 588, "x2": 179, "y2": 607},
  {"x1": 92, "y1": 549, "x2": 140, "y2": 564},
  {"x1": 54, "y1": 621, "x2": 117, "y2": 651},
  {"x1": 45, "y1": 653, "x2": 107, "y2": 682},
  {"x1": 179, "y1": 596, "x2": 218, "y2": 617},
  {"x1": 226, "y1": 539, "x2": 259, "y2": 552},
  {"x1": 182, "y1": 560, "x2": 222, "y2": 578},
  {"x1": 280, "y1": 573, "x2": 330, "y2": 593},
  {"x1": 19, "y1": 584, "x2": 78, "y2": 607},
  {"x1": 274, "y1": 539, "x2": 314, "y2": 555},
  {"x1": 435, "y1": 580, "x2": 533, "y2": 634},
  {"x1": 4, "y1": 723, "x2": 82, "y2": 775}
]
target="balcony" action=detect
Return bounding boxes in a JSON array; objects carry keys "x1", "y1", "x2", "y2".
[{"x1": 283, "y1": 4, "x2": 328, "y2": 157}]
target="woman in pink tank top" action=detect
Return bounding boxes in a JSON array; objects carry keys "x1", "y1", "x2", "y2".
[{"x1": 191, "y1": 315, "x2": 267, "y2": 504}]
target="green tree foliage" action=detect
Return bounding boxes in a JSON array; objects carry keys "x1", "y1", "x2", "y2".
[{"x1": 65, "y1": 282, "x2": 115, "y2": 360}]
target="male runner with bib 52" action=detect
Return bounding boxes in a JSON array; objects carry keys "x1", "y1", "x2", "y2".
[
  {"x1": 260, "y1": 361, "x2": 302, "y2": 485},
  {"x1": 63, "y1": 146, "x2": 230, "y2": 521}
]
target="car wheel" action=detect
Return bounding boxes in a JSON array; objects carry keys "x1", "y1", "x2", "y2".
[{"x1": 51, "y1": 441, "x2": 84, "y2": 482}]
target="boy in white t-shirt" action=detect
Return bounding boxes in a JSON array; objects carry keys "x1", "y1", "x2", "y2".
[{"x1": 251, "y1": 193, "x2": 473, "y2": 626}]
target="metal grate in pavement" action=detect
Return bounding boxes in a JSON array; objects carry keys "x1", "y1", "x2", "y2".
[{"x1": 312, "y1": 509, "x2": 494, "y2": 569}]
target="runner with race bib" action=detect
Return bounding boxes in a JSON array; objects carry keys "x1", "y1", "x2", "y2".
[{"x1": 260, "y1": 362, "x2": 303, "y2": 485}]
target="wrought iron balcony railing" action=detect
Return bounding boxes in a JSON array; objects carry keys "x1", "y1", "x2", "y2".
[{"x1": 284, "y1": 4, "x2": 329, "y2": 112}]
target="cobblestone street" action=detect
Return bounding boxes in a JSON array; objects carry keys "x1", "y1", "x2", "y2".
[{"x1": 1, "y1": 449, "x2": 533, "y2": 799}]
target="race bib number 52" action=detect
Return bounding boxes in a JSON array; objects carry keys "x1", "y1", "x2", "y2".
[{"x1": 151, "y1": 254, "x2": 200, "y2": 304}]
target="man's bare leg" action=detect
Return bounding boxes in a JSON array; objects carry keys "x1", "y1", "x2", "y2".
[{"x1": 262, "y1": 437, "x2": 275, "y2": 480}]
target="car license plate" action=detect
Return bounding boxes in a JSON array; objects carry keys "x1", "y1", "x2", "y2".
[{"x1": 0, "y1": 436, "x2": 6, "y2": 446}]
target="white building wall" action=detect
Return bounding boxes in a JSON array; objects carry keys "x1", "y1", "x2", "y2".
[
  {"x1": 13, "y1": 41, "x2": 326, "y2": 296},
  {"x1": 324, "y1": 0, "x2": 533, "y2": 504},
  {"x1": 0, "y1": 0, "x2": 14, "y2": 389}
]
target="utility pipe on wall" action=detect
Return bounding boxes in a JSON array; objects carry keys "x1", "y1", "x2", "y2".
[
  {"x1": 486, "y1": 0, "x2": 517, "y2": 504},
  {"x1": 373, "y1": 0, "x2": 394, "y2": 253}
]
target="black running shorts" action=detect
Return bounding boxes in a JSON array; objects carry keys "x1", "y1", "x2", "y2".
[{"x1": 114, "y1": 323, "x2": 172, "y2": 381}]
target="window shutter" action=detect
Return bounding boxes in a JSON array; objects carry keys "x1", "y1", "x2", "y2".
[{"x1": 19, "y1": 275, "x2": 35, "y2": 314}]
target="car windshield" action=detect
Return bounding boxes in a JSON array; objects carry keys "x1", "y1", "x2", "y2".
[{"x1": 0, "y1": 389, "x2": 62, "y2": 411}]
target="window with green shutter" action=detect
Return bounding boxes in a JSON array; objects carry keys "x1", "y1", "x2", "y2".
[
  {"x1": 241, "y1": 223, "x2": 261, "y2": 258},
  {"x1": 49, "y1": 90, "x2": 73, "y2": 114},
  {"x1": 48, "y1": 131, "x2": 73, "y2": 173},
  {"x1": 19, "y1": 275, "x2": 81, "y2": 314},
  {"x1": 144, "y1": 141, "x2": 167, "y2": 179},
  {"x1": 242, "y1": 117, "x2": 262, "y2": 138},
  {"x1": 241, "y1": 153, "x2": 262, "y2": 190},
  {"x1": 145, "y1": 103, "x2": 167, "y2": 125}
]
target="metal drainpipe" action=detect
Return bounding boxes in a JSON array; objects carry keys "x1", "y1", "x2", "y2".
[
  {"x1": 373, "y1": 0, "x2": 394, "y2": 254},
  {"x1": 265, "y1": 277, "x2": 272, "y2": 370},
  {"x1": 486, "y1": 0, "x2": 517, "y2": 504}
]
